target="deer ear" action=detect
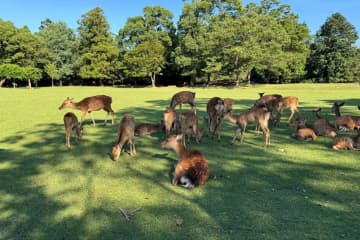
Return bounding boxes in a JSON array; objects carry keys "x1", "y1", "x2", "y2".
[
  {"x1": 339, "y1": 102, "x2": 345, "y2": 106},
  {"x1": 176, "y1": 134, "x2": 183, "y2": 141}
]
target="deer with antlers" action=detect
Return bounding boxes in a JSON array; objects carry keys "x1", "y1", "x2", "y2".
[
  {"x1": 63, "y1": 112, "x2": 83, "y2": 150},
  {"x1": 224, "y1": 106, "x2": 271, "y2": 146},
  {"x1": 331, "y1": 102, "x2": 360, "y2": 131},
  {"x1": 111, "y1": 114, "x2": 136, "y2": 161},
  {"x1": 161, "y1": 134, "x2": 210, "y2": 188},
  {"x1": 59, "y1": 95, "x2": 115, "y2": 126}
]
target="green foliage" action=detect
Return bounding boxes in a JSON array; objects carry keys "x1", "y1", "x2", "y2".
[
  {"x1": 306, "y1": 13, "x2": 358, "y2": 82},
  {"x1": 124, "y1": 41, "x2": 166, "y2": 87},
  {"x1": 77, "y1": 7, "x2": 119, "y2": 83}
]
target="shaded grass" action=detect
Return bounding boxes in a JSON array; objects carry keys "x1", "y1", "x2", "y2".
[{"x1": 0, "y1": 83, "x2": 359, "y2": 239}]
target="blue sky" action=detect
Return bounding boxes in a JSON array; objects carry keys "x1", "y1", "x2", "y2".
[{"x1": 0, "y1": 0, "x2": 359, "y2": 44}]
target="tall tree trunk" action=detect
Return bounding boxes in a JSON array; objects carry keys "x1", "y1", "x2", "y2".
[
  {"x1": 60, "y1": 79, "x2": 63, "y2": 87},
  {"x1": 206, "y1": 73, "x2": 211, "y2": 87},
  {"x1": 0, "y1": 79, "x2": 5, "y2": 88},
  {"x1": 247, "y1": 70, "x2": 251, "y2": 87},
  {"x1": 235, "y1": 73, "x2": 240, "y2": 87},
  {"x1": 51, "y1": 78, "x2": 54, "y2": 87},
  {"x1": 151, "y1": 72, "x2": 156, "y2": 88},
  {"x1": 28, "y1": 79, "x2": 32, "y2": 89},
  {"x1": 190, "y1": 75, "x2": 195, "y2": 86}
]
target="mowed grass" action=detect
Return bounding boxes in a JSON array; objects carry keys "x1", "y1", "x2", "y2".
[{"x1": 0, "y1": 84, "x2": 359, "y2": 240}]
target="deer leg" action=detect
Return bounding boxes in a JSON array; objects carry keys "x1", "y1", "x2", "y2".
[
  {"x1": 288, "y1": 110, "x2": 295, "y2": 123},
  {"x1": 261, "y1": 125, "x2": 270, "y2": 146},
  {"x1": 232, "y1": 128, "x2": 241, "y2": 143},
  {"x1": 89, "y1": 112, "x2": 96, "y2": 127},
  {"x1": 240, "y1": 127, "x2": 246, "y2": 144},
  {"x1": 172, "y1": 164, "x2": 186, "y2": 186},
  {"x1": 66, "y1": 129, "x2": 71, "y2": 150}
]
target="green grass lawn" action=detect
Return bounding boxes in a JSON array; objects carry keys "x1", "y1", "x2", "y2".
[{"x1": 0, "y1": 84, "x2": 359, "y2": 240}]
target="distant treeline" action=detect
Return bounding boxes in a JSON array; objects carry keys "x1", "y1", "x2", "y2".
[{"x1": 0, "y1": 0, "x2": 359, "y2": 88}]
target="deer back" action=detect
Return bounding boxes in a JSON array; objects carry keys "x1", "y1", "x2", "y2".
[
  {"x1": 117, "y1": 114, "x2": 135, "y2": 145},
  {"x1": 170, "y1": 91, "x2": 196, "y2": 108}
]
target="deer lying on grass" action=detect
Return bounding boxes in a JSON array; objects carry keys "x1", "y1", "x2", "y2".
[
  {"x1": 331, "y1": 102, "x2": 360, "y2": 131},
  {"x1": 59, "y1": 95, "x2": 115, "y2": 127},
  {"x1": 63, "y1": 112, "x2": 83, "y2": 150},
  {"x1": 179, "y1": 110, "x2": 202, "y2": 146},
  {"x1": 161, "y1": 134, "x2": 210, "y2": 188},
  {"x1": 134, "y1": 121, "x2": 164, "y2": 137},
  {"x1": 273, "y1": 96, "x2": 299, "y2": 125},
  {"x1": 289, "y1": 118, "x2": 317, "y2": 141},
  {"x1": 224, "y1": 106, "x2": 271, "y2": 146},
  {"x1": 111, "y1": 114, "x2": 136, "y2": 161},
  {"x1": 163, "y1": 107, "x2": 178, "y2": 136},
  {"x1": 169, "y1": 91, "x2": 196, "y2": 111},
  {"x1": 332, "y1": 129, "x2": 360, "y2": 150},
  {"x1": 206, "y1": 97, "x2": 234, "y2": 140},
  {"x1": 312, "y1": 108, "x2": 336, "y2": 137}
]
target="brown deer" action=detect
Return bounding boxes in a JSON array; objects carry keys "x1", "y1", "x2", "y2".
[
  {"x1": 161, "y1": 134, "x2": 210, "y2": 188},
  {"x1": 273, "y1": 96, "x2": 299, "y2": 125},
  {"x1": 206, "y1": 97, "x2": 234, "y2": 140},
  {"x1": 134, "y1": 121, "x2": 164, "y2": 137},
  {"x1": 169, "y1": 91, "x2": 196, "y2": 111},
  {"x1": 255, "y1": 92, "x2": 282, "y2": 113},
  {"x1": 312, "y1": 108, "x2": 336, "y2": 137},
  {"x1": 224, "y1": 106, "x2": 271, "y2": 146},
  {"x1": 331, "y1": 102, "x2": 360, "y2": 131},
  {"x1": 179, "y1": 110, "x2": 202, "y2": 146},
  {"x1": 289, "y1": 118, "x2": 317, "y2": 141},
  {"x1": 111, "y1": 114, "x2": 136, "y2": 161},
  {"x1": 332, "y1": 129, "x2": 360, "y2": 150},
  {"x1": 63, "y1": 112, "x2": 83, "y2": 150},
  {"x1": 59, "y1": 95, "x2": 115, "y2": 126},
  {"x1": 163, "y1": 107, "x2": 178, "y2": 136}
]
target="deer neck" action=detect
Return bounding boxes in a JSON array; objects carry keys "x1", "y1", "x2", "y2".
[
  {"x1": 225, "y1": 113, "x2": 238, "y2": 124},
  {"x1": 173, "y1": 142, "x2": 187, "y2": 159},
  {"x1": 334, "y1": 107, "x2": 341, "y2": 117}
]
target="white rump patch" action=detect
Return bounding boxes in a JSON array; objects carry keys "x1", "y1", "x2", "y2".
[{"x1": 180, "y1": 176, "x2": 194, "y2": 189}]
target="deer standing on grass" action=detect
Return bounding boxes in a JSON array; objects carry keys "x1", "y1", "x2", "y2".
[
  {"x1": 332, "y1": 129, "x2": 360, "y2": 150},
  {"x1": 331, "y1": 102, "x2": 360, "y2": 131},
  {"x1": 273, "y1": 96, "x2": 299, "y2": 125},
  {"x1": 254, "y1": 92, "x2": 282, "y2": 113},
  {"x1": 59, "y1": 95, "x2": 115, "y2": 127},
  {"x1": 63, "y1": 112, "x2": 83, "y2": 150},
  {"x1": 111, "y1": 114, "x2": 136, "y2": 161},
  {"x1": 312, "y1": 108, "x2": 336, "y2": 137},
  {"x1": 169, "y1": 91, "x2": 196, "y2": 111},
  {"x1": 206, "y1": 97, "x2": 234, "y2": 140},
  {"x1": 224, "y1": 106, "x2": 271, "y2": 146},
  {"x1": 134, "y1": 121, "x2": 164, "y2": 137},
  {"x1": 179, "y1": 110, "x2": 202, "y2": 146},
  {"x1": 161, "y1": 134, "x2": 210, "y2": 188},
  {"x1": 163, "y1": 107, "x2": 178, "y2": 136},
  {"x1": 289, "y1": 118, "x2": 317, "y2": 141}
]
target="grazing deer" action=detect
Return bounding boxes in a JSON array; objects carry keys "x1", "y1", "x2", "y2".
[
  {"x1": 161, "y1": 134, "x2": 210, "y2": 188},
  {"x1": 134, "y1": 121, "x2": 164, "y2": 137},
  {"x1": 206, "y1": 97, "x2": 234, "y2": 140},
  {"x1": 331, "y1": 102, "x2": 360, "y2": 131},
  {"x1": 111, "y1": 114, "x2": 136, "y2": 161},
  {"x1": 289, "y1": 118, "x2": 317, "y2": 141},
  {"x1": 312, "y1": 108, "x2": 336, "y2": 137},
  {"x1": 224, "y1": 106, "x2": 271, "y2": 146},
  {"x1": 59, "y1": 95, "x2": 115, "y2": 127},
  {"x1": 163, "y1": 107, "x2": 178, "y2": 136},
  {"x1": 169, "y1": 91, "x2": 196, "y2": 111},
  {"x1": 273, "y1": 96, "x2": 299, "y2": 125},
  {"x1": 179, "y1": 110, "x2": 202, "y2": 146},
  {"x1": 332, "y1": 129, "x2": 360, "y2": 150},
  {"x1": 63, "y1": 112, "x2": 83, "y2": 150}
]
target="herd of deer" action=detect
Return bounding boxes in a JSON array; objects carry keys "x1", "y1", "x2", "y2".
[{"x1": 58, "y1": 91, "x2": 360, "y2": 188}]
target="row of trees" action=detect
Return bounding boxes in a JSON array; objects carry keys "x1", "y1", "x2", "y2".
[{"x1": 0, "y1": 0, "x2": 359, "y2": 88}]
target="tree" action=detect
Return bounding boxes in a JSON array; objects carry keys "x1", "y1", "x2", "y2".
[
  {"x1": 306, "y1": 13, "x2": 358, "y2": 82},
  {"x1": 37, "y1": 19, "x2": 78, "y2": 86},
  {"x1": 124, "y1": 41, "x2": 166, "y2": 87},
  {"x1": 0, "y1": 64, "x2": 23, "y2": 87},
  {"x1": 77, "y1": 7, "x2": 119, "y2": 85},
  {"x1": 44, "y1": 63, "x2": 60, "y2": 87},
  {"x1": 22, "y1": 66, "x2": 42, "y2": 88}
]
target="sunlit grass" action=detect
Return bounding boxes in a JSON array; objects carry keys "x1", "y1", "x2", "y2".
[{"x1": 0, "y1": 83, "x2": 359, "y2": 239}]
